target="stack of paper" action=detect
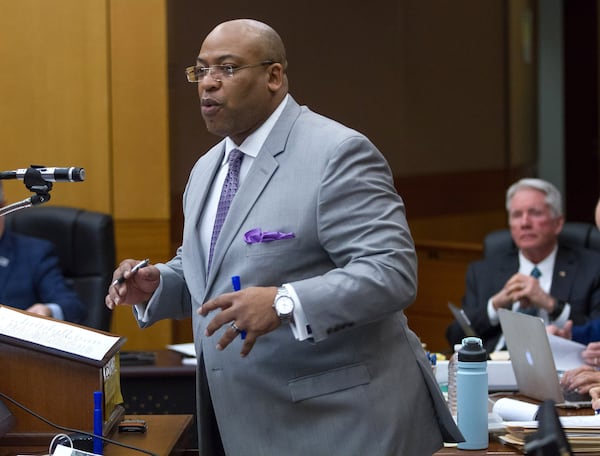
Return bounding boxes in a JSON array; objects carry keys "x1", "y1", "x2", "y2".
[{"x1": 499, "y1": 416, "x2": 600, "y2": 453}]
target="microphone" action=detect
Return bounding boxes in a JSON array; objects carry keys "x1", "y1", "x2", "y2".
[{"x1": 0, "y1": 166, "x2": 85, "y2": 182}]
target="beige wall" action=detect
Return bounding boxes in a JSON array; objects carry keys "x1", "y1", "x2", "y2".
[
  {"x1": 0, "y1": 0, "x2": 112, "y2": 210},
  {"x1": 0, "y1": 0, "x2": 172, "y2": 350}
]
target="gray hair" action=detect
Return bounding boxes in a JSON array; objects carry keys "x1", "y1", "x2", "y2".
[{"x1": 506, "y1": 178, "x2": 563, "y2": 217}]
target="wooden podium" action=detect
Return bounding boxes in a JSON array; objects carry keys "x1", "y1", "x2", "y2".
[{"x1": 0, "y1": 306, "x2": 126, "y2": 444}]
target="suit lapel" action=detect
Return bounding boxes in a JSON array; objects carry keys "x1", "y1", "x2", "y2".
[
  {"x1": 550, "y1": 246, "x2": 577, "y2": 300},
  {"x1": 205, "y1": 97, "x2": 302, "y2": 291},
  {"x1": 181, "y1": 143, "x2": 225, "y2": 293},
  {"x1": 493, "y1": 254, "x2": 518, "y2": 290}
]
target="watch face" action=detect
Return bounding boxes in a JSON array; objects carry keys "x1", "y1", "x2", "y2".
[{"x1": 276, "y1": 296, "x2": 294, "y2": 315}]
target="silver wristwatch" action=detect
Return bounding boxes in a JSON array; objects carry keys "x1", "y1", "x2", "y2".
[{"x1": 273, "y1": 287, "x2": 295, "y2": 321}]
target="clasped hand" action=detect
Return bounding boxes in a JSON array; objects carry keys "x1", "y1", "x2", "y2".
[
  {"x1": 199, "y1": 286, "x2": 280, "y2": 357},
  {"x1": 492, "y1": 272, "x2": 553, "y2": 312}
]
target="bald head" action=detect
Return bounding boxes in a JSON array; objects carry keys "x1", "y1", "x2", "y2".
[
  {"x1": 208, "y1": 19, "x2": 288, "y2": 72},
  {"x1": 196, "y1": 19, "x2": 289, "y2": 144}
]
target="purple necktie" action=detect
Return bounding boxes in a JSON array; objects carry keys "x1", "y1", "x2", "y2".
[{"x1": 208, "y1": 149, "x2": 244, "y2": 271}]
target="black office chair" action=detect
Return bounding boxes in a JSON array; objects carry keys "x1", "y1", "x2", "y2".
[
  {"x1": 483, "y1": 222, "x2": 600, "y2": 258},
  {"x1": 4, "y1": 205, "x2": 116, "y2": 332}
]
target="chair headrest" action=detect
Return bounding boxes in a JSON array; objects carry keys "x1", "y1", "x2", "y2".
[
  {"x1": 483, "y1": 222, "x2": 599, "y2": 258},
  {"x1": 5, "y1": 205, "x2": 115, "y2": 277}
]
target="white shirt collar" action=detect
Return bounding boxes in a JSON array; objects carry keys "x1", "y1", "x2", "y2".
[
  {"x1": 518, "y1": 245, "x2": 558, "y2": 280},
  {"x1": 223, "y1": 94, "x2": 289, "y2": 163}
]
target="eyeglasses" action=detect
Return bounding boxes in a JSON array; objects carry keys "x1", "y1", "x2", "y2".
[{"x1": 185, "y1": 61, "x2": 275, "y2": 82}]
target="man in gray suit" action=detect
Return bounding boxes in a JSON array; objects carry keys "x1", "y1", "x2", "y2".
[{"x1": 106, "y1": 19, "x2": 462, "y2": 455}]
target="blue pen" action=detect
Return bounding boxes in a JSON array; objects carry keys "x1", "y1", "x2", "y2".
[
  {"x1": 596, "y1": 409, "x2": 600, "y2": 415},
  {"x1": 93, "y1": 391, "x2": 103, "y2": 455},
  {"x1": 231, "y1": 276, "x2": 247, "y2": 340}
]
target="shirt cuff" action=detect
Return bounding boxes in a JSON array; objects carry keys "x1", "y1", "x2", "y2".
[
  {"x1": 134, "y1": 276, "x2": 164, "y2": 323},
  {"x1": 46, "y1": 303, "x2": 63, "y2": 321},
  {"x1": 487, "y1": 298, "x2": 500, "y2": 326},
  {"x1": 283, "y1": 283, "x2": 312, "y2": 341},
  {"x1": 550, "y1": 301, "x2": 571, "y2": 327}
]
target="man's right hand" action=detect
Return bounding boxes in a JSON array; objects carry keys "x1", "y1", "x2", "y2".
[
  {"x1": 547, "y1": 320, "x2": 573, "y2": 339},
  {"x1": 105, "y1": 259, "x2": 160, "y2": 309}
]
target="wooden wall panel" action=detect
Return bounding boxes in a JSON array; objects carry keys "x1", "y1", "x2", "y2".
[
  {"x1": 108, "y1": 0, "x2": 172, "y2": 349},
  {"x1": 405, "y1": 240, "x2": 483, "y2": 354},
  {"x1": 109, "y1": 0, "x2": 170, "y2": 220},
  {"x1": 0, "y1": 1, "x2": 173, "y2": 350},
  {"x1": 0, "y1": 0, "x2": 111, "y2": 211}
]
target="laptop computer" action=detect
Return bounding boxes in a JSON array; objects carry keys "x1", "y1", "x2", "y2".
[
  {"x1": 498, "y1": 309, "x2": 590, "y2": 407},
  {"x1": 448, "y1": 302, "x2": 478, "y2": 338}
]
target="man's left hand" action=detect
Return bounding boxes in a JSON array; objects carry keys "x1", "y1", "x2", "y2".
[{"x1": 199, "y1": 286, "x2": 280, "y2": 357}]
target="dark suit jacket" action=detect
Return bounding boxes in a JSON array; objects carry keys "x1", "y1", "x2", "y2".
[
  {"x1": 572, "y1": 320, "x2": 600, "y2": 344},
  {"x1": 0, "y1": 229, "x2": 86, "y2": 323},
  {"x1": 446, "y1": 245, "x2": 600, "y2": 353}
]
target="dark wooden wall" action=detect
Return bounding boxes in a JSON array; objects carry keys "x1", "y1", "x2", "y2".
[{"x1": 167, "y1": 0, "x2": 540, "y2": 248}]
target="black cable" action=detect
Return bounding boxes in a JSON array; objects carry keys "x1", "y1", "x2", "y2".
[{"x1": 0, "y1": 392, "x2": 158, "y2": 456}]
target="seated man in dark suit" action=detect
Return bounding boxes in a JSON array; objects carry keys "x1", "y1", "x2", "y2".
[
  {"x1": 446, "y1": 178, "x2": 600, "y2": 354},
  {"x1": 0, "y1": 182, "x2": 86, "y2": 323}
]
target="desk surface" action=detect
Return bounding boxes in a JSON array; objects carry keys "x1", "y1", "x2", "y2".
[
  {"x1": 105, "y1": 414, "x2": 192, "y2": 455},
  {"x1": 120, "y1": 349, "x2": 196, "y2": 377},
  {"x1": 0, "y1": 414, "x2": 193, "y2": 456},
  {"x1": 435, "y1": 395, "x2": 597, "y2": 455},
  {"x1": 436, "y1": 441, "x2": 518, "y2": 455}
]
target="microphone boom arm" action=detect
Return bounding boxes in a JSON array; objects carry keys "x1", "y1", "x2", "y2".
[{"x1": 0, "y1": 167, "x2": 53, "y2": 216}]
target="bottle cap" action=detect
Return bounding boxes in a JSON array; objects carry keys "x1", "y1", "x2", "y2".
[{"x1": 458, "y1": 337, "x2": 487, "y2": 362}]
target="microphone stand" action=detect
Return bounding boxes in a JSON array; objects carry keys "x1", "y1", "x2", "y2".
[{"x1": 0, "y1": 168, "x2": 53, "y2": 216}]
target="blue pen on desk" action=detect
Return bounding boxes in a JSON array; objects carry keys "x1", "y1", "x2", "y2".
[
  {"x1": 231, "y1": 276, "x2": 247, "y2": 340},
  {"x1": 93, "y1": 391, "x2": 103, "y2": 455}
]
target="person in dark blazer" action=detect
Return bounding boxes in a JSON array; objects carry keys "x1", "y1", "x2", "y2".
[
  {"x1": 446, "y1": 178, "x2": 600, "y2": 354},
  {"x1": 0, "y1": 182, "x2": 85, "y2": 323},
  {"x1": 106, "y1": 18, "x2": 462, "y2": 456}
]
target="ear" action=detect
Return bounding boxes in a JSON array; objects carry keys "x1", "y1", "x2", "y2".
[
  {"x1": 266, "y1": 63, "x2": 285, "y2": 92},
  {"x1": 554, "y1": 215, "x2": 565, "y2": 235}
]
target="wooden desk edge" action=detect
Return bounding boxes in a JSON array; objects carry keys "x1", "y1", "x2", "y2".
[{"x1": 0, "y1": 414, "x2": 194, "y2": 456}]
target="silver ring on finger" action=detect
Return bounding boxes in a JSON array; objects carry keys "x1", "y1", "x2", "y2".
[{"x1": 230, "y1": 322, "x2": 242, "y2": 334}]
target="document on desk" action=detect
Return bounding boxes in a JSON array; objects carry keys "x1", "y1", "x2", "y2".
[
  {"x1": 506, "y1": 415, "x2": 600, "y2": 430},
  {"x1": 167, "y1": 342, "x2": 196, "y2": 357},
  {"x1": 0, "y1": 306, "x2": 121, "y2": 361},
  {"x1": 548, "y1": 333, "x2": 586, "y2": 371}
]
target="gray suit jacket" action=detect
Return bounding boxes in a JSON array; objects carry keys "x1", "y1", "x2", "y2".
[{"x1": 139, "y1": 96, "x2": 462, "y2": 455}]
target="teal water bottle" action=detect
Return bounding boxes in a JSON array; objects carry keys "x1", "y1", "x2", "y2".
[{"x1": 457, "y1": 337, "x2": 488, "y2": 450}]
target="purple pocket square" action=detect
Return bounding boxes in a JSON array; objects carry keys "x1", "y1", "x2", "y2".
[{"x1": 244, "y1": 228, "x2": 295, "y2": 244}]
